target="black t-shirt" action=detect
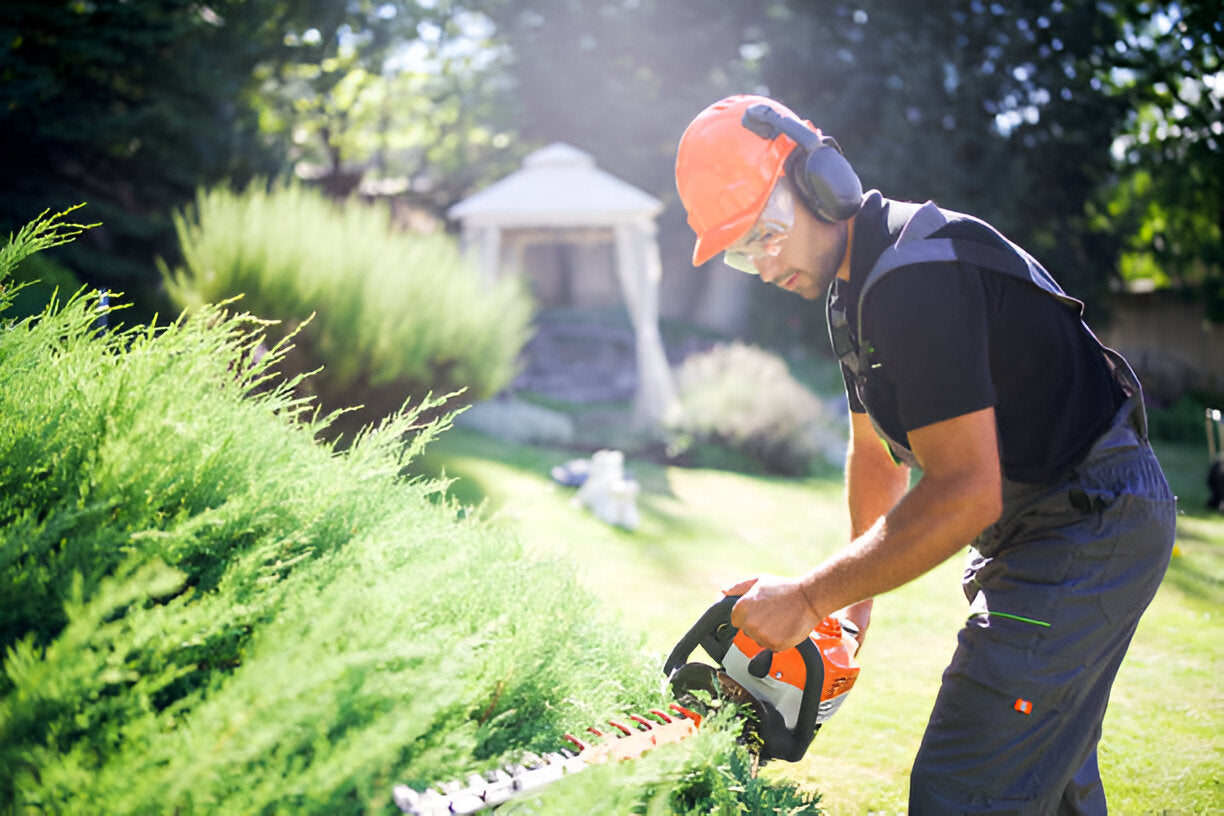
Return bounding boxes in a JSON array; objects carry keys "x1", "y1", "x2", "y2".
[{"x1": 832, "y1": 191, "x2": 1125, "y2": 484}]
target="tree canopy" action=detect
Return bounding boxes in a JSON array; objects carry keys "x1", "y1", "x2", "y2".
[
  {"x1": 2, "y1": 0, "x2": 285, "y2": 305},
  {"x1": 2, "y1": 0, "x2": 1219, "y2": 321}
]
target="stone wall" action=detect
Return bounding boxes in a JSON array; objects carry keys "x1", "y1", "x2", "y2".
[{"x1": 1099, "y1": 291, "x2": 1224, "y2": 404}]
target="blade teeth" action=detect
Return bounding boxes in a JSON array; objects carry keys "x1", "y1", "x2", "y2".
[
  {"x1": 481, "y1": 768, "x2": 517, "y2": 806},
  {"x1": 392, "y1": 784, "x2": 453, "y2": 816},
  {"x1": 395, "y1": 707, "x2": 702, "y2": 812},
  {"x1": 448, "y1": 791, "x2": 488, "y2": 815},
  {"x1": 390, "y1": 784, "x2": 419, "y2": 809}
]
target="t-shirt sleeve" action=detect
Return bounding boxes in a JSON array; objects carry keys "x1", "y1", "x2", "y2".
[{"x1": 860, "y1": 262, "x2": 996, "y2": 433}]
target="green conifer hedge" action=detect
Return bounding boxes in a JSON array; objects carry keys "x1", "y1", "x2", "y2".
[{"x1": 0, "y1": 211, "x2": 818, "y2": 814}]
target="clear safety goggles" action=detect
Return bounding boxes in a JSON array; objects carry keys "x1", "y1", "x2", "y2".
[{"x1": 722, "y1": 181, "x2": 796, "y2": 275}]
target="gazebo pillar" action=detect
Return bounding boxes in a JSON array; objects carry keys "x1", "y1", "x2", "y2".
[
  {"x1": 460, "y1": 224, "x2": 503, "y2": 284},
  {"x1": 614, "y1": 219, "x2": 678, "y2": 427}
]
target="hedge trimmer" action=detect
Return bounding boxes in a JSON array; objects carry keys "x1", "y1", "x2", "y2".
[{"x1": 393, "y1": 595, "x2": 861, "y2": 814}]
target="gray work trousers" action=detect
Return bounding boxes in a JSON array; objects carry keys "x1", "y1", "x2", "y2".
[{"x1": 909, "y1": 397, "x2": 1176, "y2": 814}]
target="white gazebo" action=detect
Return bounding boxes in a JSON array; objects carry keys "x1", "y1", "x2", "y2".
[{"x1": 448, "y1": 142, "x2": 677, "y2": 427}]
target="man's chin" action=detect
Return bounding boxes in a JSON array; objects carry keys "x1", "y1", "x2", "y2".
[
  {"x1": 773, "y1": 270, "x2": 801, "y2": 294},
  {"x1": 782, "y1": 273, "x2": 822, "y2": 301}
]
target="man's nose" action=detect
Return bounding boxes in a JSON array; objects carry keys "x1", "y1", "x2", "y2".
[{"x1": 756, "y1": 255, "x2": 784, "y2": 283}]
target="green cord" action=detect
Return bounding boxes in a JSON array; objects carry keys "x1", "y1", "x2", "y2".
[{"x1": 980, "y1": 611, "x2": 1052, "y2": 628}]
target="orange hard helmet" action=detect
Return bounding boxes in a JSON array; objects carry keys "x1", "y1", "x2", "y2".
[{"x1": 676, "y1": 94, "x2": 816, "y2": 266}]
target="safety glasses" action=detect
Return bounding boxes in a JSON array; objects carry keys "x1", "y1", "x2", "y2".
[{"x1": 722, "y1": 181, "x2": 796, "y2": 275}]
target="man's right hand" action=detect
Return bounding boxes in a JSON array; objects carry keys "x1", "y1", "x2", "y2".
[{"x1": 724, "y1": 574, "x2": 823, "y2": 652}]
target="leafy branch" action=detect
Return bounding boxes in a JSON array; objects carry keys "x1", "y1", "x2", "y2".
[{"x1": 0, "y1": 204, "x2": 99, "y2": 282}]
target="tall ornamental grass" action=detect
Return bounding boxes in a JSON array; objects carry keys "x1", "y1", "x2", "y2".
[
  {"x1": 162, "y1": 182, "x2": 533, "y2": 437},
  {"x1": 0, "y1": 211, "x2": 815, "y2": 814}
]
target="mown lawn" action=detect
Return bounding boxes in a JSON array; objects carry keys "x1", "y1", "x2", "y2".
[{"x1": 412, "y1": 426, "x2": 1223, "y2": 814}]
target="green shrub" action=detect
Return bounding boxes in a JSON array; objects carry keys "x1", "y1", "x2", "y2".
[
  {"x1": 162, "y1": 181, "x2": 534, "y2": 440},
  {"x1": 1148, "y1": 391, "x2": 1224, "y2": 446},
  {"x1": 0, "y1": 211, "x2": 820, "y2": 814},
  {"x1": 666, "y1": 342, "x2": 846, "y2": 476}
]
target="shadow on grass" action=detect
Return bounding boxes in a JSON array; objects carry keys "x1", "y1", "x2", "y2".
[{"x1": 1163, "y1": 552, "x2": 1223, "y2": 606}]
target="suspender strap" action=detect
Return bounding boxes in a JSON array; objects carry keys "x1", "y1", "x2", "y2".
[
  {"x1": 860, "y1": 202, "x2": 1084, "y2": 313},
  {"x1": 863, "y1": 238, "x2": 1020, "y2": 300},
  {"x1": 828, "y1": 303, "x2": 859, "y2": 374}
]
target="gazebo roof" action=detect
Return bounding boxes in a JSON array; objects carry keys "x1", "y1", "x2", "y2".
[{"x1": 448, "y1": 142, "x2": 662, "y2": 228}]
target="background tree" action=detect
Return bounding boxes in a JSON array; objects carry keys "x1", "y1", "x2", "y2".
[
  {"x1": 0, "y1": 0, "x2": 294, "y2": 313},
  {"x1": 3, "y1": 0, "x2": 1219, "y2": 331},
  {"x1": 249, "y1": 1, "x2": 525, "y2": 216},
  {"x1": 0, "y1": 0, "x2": 517, "y2": 316},
  {"x1": 1098, "y1": 0, "x2": 1222, "y2": 320}
]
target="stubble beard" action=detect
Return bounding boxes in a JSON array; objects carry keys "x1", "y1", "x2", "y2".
[{"x1": 786, "y1": 222, "x2": 848, "y2": 301}]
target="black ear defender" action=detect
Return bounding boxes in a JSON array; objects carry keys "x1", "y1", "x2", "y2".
[{"x1": 742, "y1": 103, "x2": 863, "y2": 223}]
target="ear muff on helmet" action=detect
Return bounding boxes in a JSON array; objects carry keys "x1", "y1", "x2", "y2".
[{"x1": 741, "y1": 103, "x2": 863, "y2": 223}]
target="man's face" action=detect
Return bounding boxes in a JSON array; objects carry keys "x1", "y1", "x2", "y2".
[{"x1": 753, "y1": 209, "x2": 848, "y2": 301}]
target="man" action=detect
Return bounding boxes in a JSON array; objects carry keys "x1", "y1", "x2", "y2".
[{"x1": 674, "y1": 94, "x2": 1176, "y2": 813}]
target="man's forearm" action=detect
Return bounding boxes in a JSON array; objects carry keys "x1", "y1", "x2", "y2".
[
  {"x1": 804, "y1": 469, "x2": 996, "y2": 618},
  {"x1": 805, "y1": 410, "x2": 1004, "y2": 618}
]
